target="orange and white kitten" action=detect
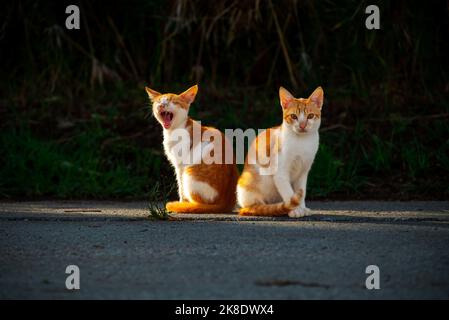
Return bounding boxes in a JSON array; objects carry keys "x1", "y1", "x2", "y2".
[
  {"x1": 146, "y1": 85, "x2": 238, "y2": 213},
  {"x1": 237, "y1": 86, "x2": 324, "y2": 217}
]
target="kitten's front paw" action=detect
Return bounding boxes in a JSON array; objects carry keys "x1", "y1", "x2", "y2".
[
  {"x1": 303, "y1": 207, "x2": 312, "y2": 216},
  {"x1": 288, "y1": 207, "x2": 307, "y2": 218}
]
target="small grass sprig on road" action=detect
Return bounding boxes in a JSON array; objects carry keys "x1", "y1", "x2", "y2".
[{"x1": 147, "y1": 181, "x2": 176, "y2": 220}]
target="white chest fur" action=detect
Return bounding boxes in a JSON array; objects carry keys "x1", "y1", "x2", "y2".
[
  {"x1": 162, "y1": 127, "x2": 191, "y2": 169},
  {"x1": 162, "y1": 125, "x2": 219, "y2": 203},
  {"x1": 279, "y1": 128, "x2": 319, "y2": 178}
]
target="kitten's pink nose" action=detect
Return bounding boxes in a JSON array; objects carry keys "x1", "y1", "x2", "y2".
[{"x1": 299, "y1": 122, "x2": 307, "y2": 129}]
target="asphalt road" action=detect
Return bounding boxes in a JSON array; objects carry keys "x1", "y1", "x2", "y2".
[{"x1": 1, "y1": 201, "x2": 448, "y2": 299}]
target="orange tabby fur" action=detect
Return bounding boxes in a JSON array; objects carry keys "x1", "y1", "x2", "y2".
[
  {"x1": 239, "y1": 189, "x2": 302, "y2": 216},
  {"x1": 146, "y1": 85, "x2": 238, "y2": 213},
  {"x1": 238, "y1": 87, "x2": 324, "y2": 217},
  {"x1": 237, "y1": 130, "x2": 303, "y2": 216}
]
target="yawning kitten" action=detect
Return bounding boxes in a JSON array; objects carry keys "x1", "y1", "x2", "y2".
[
  {"x1": 146, "y1": 85, "x2": 238, "y2": 213},
  {"x1": 237, "y1": 86, "x2": 324, "y2": 217}
]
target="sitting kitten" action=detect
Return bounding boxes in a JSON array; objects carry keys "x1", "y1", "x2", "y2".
[
  {"x1": 146, "y1": 85, "x2": 238, "y2": 213},
  {"x1": 237, "y1": 86, "x2": 324, "y2": 217}
]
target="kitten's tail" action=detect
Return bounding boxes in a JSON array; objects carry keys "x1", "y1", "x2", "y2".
[
  {"x1": 239, "y1": 191, "x2": 303, "y2": 217},
  {"x1": 166, "y1": 201, "x2": 233, "y2": 214}
]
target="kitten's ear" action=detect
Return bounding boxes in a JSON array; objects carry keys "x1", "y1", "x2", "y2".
[
  {"x1": 279, "y1": 86, "x2": 295, "y2": 109},
  {"x1": 145, "y1": 86, "x2": 161, "y2": 101},
  {"x1": 308, "y1": 86, "x2": 324, "y2": 109},
  {"x1": 179, "y1": 85, "x2": 198, "y2": 105}
]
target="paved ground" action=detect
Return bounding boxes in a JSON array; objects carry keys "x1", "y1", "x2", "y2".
[{"x1": 1, "y1": 201, "x2": 448, "y2": 299}]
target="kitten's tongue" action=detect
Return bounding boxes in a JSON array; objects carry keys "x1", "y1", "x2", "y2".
[{"x1": 162, "y1": 113, "x2": 172, "y2": 129}]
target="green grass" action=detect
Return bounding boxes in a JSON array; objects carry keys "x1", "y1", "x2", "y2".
[
  {"x1": 309, "y1": 143, "x2": 365, "y2": 197},
  {"x1": 0, "y1": 126, "x2": 166, "y2": 198},
  {"x1": 2, "y1": 106, "x2": 448, "y2": 200}
]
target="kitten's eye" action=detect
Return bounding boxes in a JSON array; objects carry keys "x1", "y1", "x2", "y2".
[
  {"x1": 307, "y1": 114, "x2": 314, "y2": 119},
  {"x1": 290, "y1": 114, "x2": 298, "y2": 120}
]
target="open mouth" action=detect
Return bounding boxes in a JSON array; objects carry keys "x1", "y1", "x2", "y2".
[{"x1": 159, "y1": 111, "x2": 174, "y2": 129}]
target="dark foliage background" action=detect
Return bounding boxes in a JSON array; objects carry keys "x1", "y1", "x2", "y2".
[{"x1": 0, "y1": 0, "x2": 448, "y2": 199}]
